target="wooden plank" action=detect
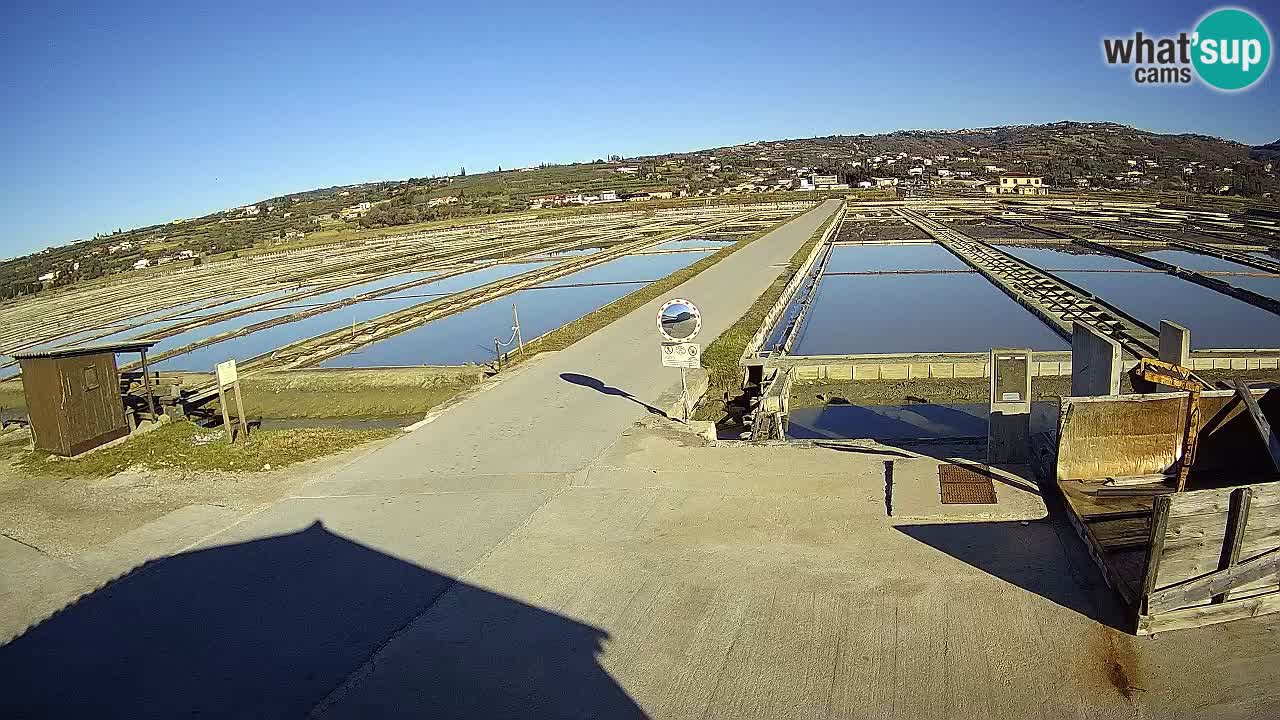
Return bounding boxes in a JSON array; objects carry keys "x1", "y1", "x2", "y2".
[
  {"x1": 1139, "y1": 494, "x2": 1172, "y2": 614},
  {"x1": 1055, "y1": 391, "x2": 1244, "y2": 483},
  {"x1": 218, "y1": 384, "x2": 233, "y2": 444},
  {"x1": 1061, "y1": 485, "x2": 1139, "y2": 610},
  {"x1": 232, "y1": 379, "x2": 249, "y2": 440},
  {"x1": 1229, "y1": 382, "x2": 1280, "y2": 472},
  {"x1": 1058, "y1": 479, "x2": 1155, "y2": 519},
  {"x1": 1147, "y1": 545, "x2": 1280, "y2": 614},
  {"x1": 1089, "y1": 516, "x2": 1151, "y2": 551},
  {"x1": 1214, "y1": 487, "x2": 1253, "y2": 604},
  {"x1": 1139, "y1": 585, "x2": 1280, "y2": 634},
  {"x1": 1166, "y1": 481, "x2": 1280, "y2": 519},
  {"x1": 1155, "y1": 499, "x2": 1280, "y2": 583},
  {"x1": 139, "y1": 349, "x2": 158, "y2": 419}
]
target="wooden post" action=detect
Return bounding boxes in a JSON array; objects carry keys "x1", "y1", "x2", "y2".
[
  {"x1": 232, "y1": 379, "x2": 248, "y2": 440},
  {"x1": 1140, "y1": 494, "x2": 1172, "y2": 616},
  {"x1": 1230, "y1": 382, "x2": 1280, "y2": 472},
  {"x1": 138, "y1": 348, "x2": 158, "y2": 419},
  {"x1": 218, "y1": 384, "x2": 233, "y2": 443},
  {"x1": 215, "y1": 359, "x2": 243, "y2": 443},
  {"x1": 513, "y1": 304, "x2": 524, "y2": 356},
  {"x1": 1214, "y1": 487, "x2": 1253, "y2": 604},
  {"x1": 1176, "y1": 386, "x2": 1201, "y2": 492}
]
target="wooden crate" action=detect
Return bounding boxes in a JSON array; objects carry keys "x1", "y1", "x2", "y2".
[{"x1": 1054, "y1": 389, "x2": 1280, "y2": 633}]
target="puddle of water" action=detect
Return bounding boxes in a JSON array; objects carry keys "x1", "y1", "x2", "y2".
[
  {"x1": 151, "y1": 263, "x2": 555, "y2": 371},
  {"x1": 997, "y1": 245, "x2": 1141, "y2": 271},
  {"x1": 824, "y1": 243, "x2": 968, "y2": 273},
  {"x1": 792, "y1": 274, "x2": 1068, "y2": 355},
  {"x1": 1055, "y1": 271, "x2": 1280, "y2": 348},
  {"x1": 321, "y1": 251, "x2": 711, "y2": 367},
  {"x1": 787, "y1": 402, "x2": 1058, "y2": 441}
]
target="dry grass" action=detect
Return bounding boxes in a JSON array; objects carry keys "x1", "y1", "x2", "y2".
[
  {"x1": 233, "y1": 368, "x2": 483, "y2": 418},
  {"x1": 15, "y1": 421, "x2": 395, "y2": 478}
]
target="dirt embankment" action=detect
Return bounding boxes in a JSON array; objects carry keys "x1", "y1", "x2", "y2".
[
  {"x1": 2, "y1": 367, "x2": 486, "y2": 421},
  {"x1": 790, "y1": 368, "x2": 1280, "y2": 409}
]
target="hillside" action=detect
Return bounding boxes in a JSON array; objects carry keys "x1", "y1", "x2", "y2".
[
  {"x1": 1252, "y1": 140, "x2": 1280, "y2": 162},
  {"x1": 4, "y1": 121, "x2": 1277, "y2": 302}
]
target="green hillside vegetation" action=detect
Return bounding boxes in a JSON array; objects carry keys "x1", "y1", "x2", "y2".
[{"x1": 4, "y1": 121, "x2": 1277, "y2": 303}]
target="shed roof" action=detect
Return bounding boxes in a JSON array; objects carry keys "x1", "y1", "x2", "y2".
[{"x1": 13, "y1": 340, "x2": 159, "y2": 361}]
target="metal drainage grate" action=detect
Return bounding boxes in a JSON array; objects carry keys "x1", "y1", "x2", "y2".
[{"x1": 939, "y1": 464, "x2": 998, "y2": 505}]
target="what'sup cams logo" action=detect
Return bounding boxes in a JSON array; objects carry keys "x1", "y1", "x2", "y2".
[{"x1": 1103, "y1": 7, "x2": 1272, "y2": 90}]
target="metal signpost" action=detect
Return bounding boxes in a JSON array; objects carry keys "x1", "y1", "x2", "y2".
[
  {"x1": 215, "y1": 359, "x2": 249, "y2": 443},
  {"x1": 657, "y1": 298, "x2": 702, "y2": 422}
]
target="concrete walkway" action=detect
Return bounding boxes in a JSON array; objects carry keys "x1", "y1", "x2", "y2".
[{"x1": 5, "y1": 196, "x2": 1278, "y2": 719}]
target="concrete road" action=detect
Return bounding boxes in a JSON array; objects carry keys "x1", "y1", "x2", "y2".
[
  {"x1": 308, "y1": 199, "x2": 841, "y2": 488},
  {"x1": 5, "y1": 196, "x2": 1277, "y2": 719}
]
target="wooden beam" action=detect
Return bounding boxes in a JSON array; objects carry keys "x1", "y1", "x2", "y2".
[
  {"x1": 1229, "y1": 382, "x2": 1280, "y2": 472},
  {"x1": 1139, "y1": 589, "x2": 1280, "y2": 635},
  {"x1": 1139, "y1": 494, "x2": 1172, "y2": 615},
  {"x1": 138, "y1": 349, "x2": 158, "y2": 419},
  {"x1": 1214, "y1": 487, "x2": 1253, "y2": 604},
  {"x1": 1148, "y1": 545, "x2": 1280, "y2": 614},
  {"x1": 217, "y1": 384, "x2": 233, "y2": 444}
]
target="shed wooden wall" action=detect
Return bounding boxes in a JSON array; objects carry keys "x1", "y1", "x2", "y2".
[{"x1": 19, "y1": 352, "x2": 127, "y2": 456}]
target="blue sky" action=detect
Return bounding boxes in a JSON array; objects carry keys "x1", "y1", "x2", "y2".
[{"x1": 2, "y1": 0, "x2": 1277, "y2": 256}]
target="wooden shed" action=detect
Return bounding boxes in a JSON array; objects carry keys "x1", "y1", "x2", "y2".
[{"x1": 13, "y1": 341, "x2": 158, "y2": 456}]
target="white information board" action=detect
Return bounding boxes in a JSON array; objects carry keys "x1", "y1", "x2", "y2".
[
  {"x1": 661, "y1": 342, "x2": 701, "y2": 369},
  {"x1": 215, "y1": 359, "x2": 238, "y2": 387}
]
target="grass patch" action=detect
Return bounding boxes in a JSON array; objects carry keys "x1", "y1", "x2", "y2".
[
  {"x1": 693, "y1": 211, "x2": 840, "y2": 421},
  {"x1": 16, "y1": 421, "x2": 395, "y2": 477},
  {"x1": 508, "y1": 214, "x2": 799, "y2": 360},
  {"x1": 233, "y1": 368, "x2": 483, "y2": 418}
]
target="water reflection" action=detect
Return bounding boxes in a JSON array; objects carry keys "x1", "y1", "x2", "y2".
[
  {"x1": 1055, "y1": 271, "x2": 1280, "y2": 349},
  {"x1": 322, "y1": 252, "x2": 711, "y2": 367},
  {"x1": 151, "y1": 263, "x2": 554, "y2": 370},
  {"x1": 824, "y1": 243, "x2": 968, "y2": 273},
  {"x1": 792, "y1": 274, "x2": 1067, "y2": 355},
  {"x1": 788, "y1": 402, "x2": 1058, "y2": 441}
]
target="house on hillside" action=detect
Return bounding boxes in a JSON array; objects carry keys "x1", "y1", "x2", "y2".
[{"x1": 985, "y1": 173, "x2": 1048, "y2": 195}]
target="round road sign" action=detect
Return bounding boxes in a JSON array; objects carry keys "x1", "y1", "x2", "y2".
[{"x1": 658, "y1": 298, "x2": 701, "y2": 342}]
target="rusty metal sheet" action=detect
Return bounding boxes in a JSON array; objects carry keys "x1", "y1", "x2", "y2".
[{"x1": 939, "y1": 464, "x2": 998, "y2": 504}]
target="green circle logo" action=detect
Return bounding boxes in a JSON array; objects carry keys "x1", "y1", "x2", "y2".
[{"x1": 1193, "y1": 8, "x2": 1272, "y2": 90}]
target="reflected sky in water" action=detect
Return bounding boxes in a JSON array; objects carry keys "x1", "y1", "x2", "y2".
[{"x1": 792, "y1": 274, "x2": 1067, "y2": 355}]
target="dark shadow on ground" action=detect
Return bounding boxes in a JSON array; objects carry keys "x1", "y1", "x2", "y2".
[
  {"x1": 895, "y1": 506, "x2": 1132, "y2": 633},
  {"x1": 0, "y1": 522, "x2": 646, "y2": 719},
  {"x1": 814, "y1": 441, "x2": 913, "y2": 459},
  {"x1": 788, "y1": 402, "x2": 1058, "y2": 442},
  {"x1": 560, "y1": 372, "x2": 667, "y2": 417}
]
